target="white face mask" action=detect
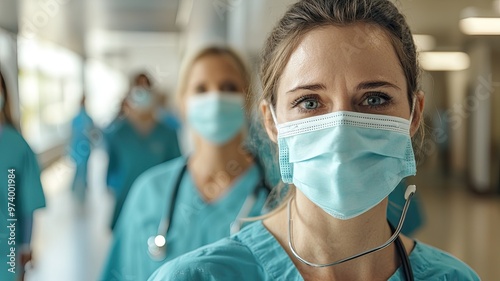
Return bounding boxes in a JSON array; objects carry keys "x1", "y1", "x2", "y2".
[{"x1": 270, "y1": 106, "x2": 416, "y2": 220}]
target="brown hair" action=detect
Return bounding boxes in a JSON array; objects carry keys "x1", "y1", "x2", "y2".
[
  {"x1": 133, "y1": 73, "x2": 152, "y2": 88},
  {"x1": 176, "y1": 46, "x2": 252, "y2": 113},
  {"x1": 254, "y1": 0, "x2": 425, "y2": 214},
  {"x1": 0, "y1": 68, "x2": 15, "y2": 127}
]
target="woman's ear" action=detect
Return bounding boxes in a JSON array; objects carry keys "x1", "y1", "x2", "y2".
[
  {"x1": 410, "y1": 91, "x2": 425, "y2": 137},
  {"x1": 260, "y1": 100, "x2": 278, "y2": 143}
]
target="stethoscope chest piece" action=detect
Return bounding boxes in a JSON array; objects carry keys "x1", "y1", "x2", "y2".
[{"x1": 147, "y1": 234, "x2": 167, "y2": 261}]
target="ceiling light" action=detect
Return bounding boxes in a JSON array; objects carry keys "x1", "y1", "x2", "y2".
[
  {"x1": 460, "y1": 7, "x2": 500, "y2": 35},
  {"x1": 420, "y1": 52, "x2": 470, "y2": 71},
  {"x1": 460, "y1": 17, "x2": 500, "y2": 35}
]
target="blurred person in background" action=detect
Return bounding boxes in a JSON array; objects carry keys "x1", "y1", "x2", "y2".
[
  {"x1": 149, "y1": 0, "x2": 479, "y2": 280},
  {"x1": 68, "y1": 95, "x2": 95, "y2": 204},
  {"x1": 105, "y1": 73, "x2": 181, "y2": 230},
  {"x1": 100, "y1": 46, "x2": 270, "y2": 281},
  {"x1": 0, "y1": 68, "x2": 46, "y2": 281}
]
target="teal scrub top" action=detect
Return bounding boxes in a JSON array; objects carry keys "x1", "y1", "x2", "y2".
[
  {"x1": 148, "y1": 220, "x2": 480, "y2": 281},
  {"x1": 0, "y1": 125, "x2": 46, "y2": 281},
  {"x1": 101, "y1": 156, "x2": 269, "y2": 281},
  {"x1": 105, "y1": 119, "x2": 181, "y2": 228}
]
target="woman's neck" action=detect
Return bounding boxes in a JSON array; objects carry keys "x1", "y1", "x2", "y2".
[
  {"x1": 189, "y1": 133, "x2": 253, "y2": 202},
  {"x1": 264, "y1": 189, "x2": 410, "y2": 281}
]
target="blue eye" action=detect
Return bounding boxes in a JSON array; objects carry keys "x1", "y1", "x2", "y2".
[
  {"x1": 362, "y1": 94, "x2": 391, "y2": 107},
  {"x1": 291, "y1": 94, "x2": 321, "y2": 112},
  {"x1": 301, "y1": 99, "x2": 319, "y2": 110}
]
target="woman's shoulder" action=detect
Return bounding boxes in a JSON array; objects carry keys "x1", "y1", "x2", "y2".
[
  {"x1": 148, "y1": 237, "x2": 260, "y2": 281},
  {"x1": 410, "y1": 241, "x2": 480, "y2": 280},
  {"x1": 0, "y1": 125, "x2": 36, "y2": 158},
  {"x1": 148, "y1": 222, "x2": 268, "y2": 281},
  {"x1": 1, "y1": 125, "x2": 28, "y2": 146}
]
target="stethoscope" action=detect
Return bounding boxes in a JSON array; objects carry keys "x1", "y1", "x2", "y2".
[
  {"x1": 148, "y1": 159, "x2": 270, "y2": 261},
  {"x1": 287, "y1": 185, "x2": 416, "y2": 281}
]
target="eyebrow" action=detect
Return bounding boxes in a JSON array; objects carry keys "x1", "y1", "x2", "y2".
[
  {"x1": 286, "y1": 83, "x2": 327, "y2": 94},
  {"x1": 286, "y1": 80, "x2": 401, "y2": 94},
  {"x1": 355, "y1": 80, "x2": 401, "y2": 91}
]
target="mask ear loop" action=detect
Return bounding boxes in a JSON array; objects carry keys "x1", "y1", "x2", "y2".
[
  {"x1": 409, "y1": 95, "x2": 417, "y2": 123},
  {"x1": 268, "y1": 101, "x2": 279, "y2": 126}
]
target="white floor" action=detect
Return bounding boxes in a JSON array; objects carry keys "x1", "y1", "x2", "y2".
[
  {"x1": 27, "y1": 149, "x2": 114, "y2": 281},
  {"x1": 28, "y1": 150, "x2": 499, "y2": 281}
]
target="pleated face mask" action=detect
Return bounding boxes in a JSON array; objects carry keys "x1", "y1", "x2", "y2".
[
  {"x1": 187, "y1": 92, "x2": 245, "y2": 144},
  {"x1": 270, "y1": 108, "x2": 416, "y2": 220}
]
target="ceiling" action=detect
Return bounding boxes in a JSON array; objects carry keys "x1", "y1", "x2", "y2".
[
  {"x1": 0, "y1": 0, "x2": 181, "y2": 54},
  {"x1": 0, "y1": 0, "x2": 499, "y2": 60}
]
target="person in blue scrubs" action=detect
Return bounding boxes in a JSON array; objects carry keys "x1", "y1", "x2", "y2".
[
  {"x1": 100, "y1": 46, "x2": 270, "y2": 281},
  {"x1": 68, "y1": 96, "x2": 95, "y2": 204},
  {"x1": 106, "y1": 75, "x2": 182, "y2": 229},
  {"x1": 0, "y1": 69, "x2": 46, "y2": 281},
  {"x1": 148, "y1": 1, "x2": 480, "y2": 280}
]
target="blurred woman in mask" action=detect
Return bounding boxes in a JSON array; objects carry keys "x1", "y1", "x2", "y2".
[
  {"x1": 100, "y1": 46, "x2": 270, "y2": 281},
  {"x1": 0, "y1": 68, "x2": 46, "y2": 281},
  {"x1": 105, "y1": 73, "x2": 181, "y2": 229}
]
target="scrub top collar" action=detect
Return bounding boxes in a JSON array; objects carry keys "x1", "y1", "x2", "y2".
[
  {"x1": 236, "y1": 220, "x2": 433, "y2": 281},
  {"x1": 239, "y1": 220, "x2": 301, "y2": 281}
]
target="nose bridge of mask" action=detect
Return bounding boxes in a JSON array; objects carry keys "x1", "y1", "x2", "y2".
[{"x1": 277, "y1": 111, "x2": 410, "y2": 138}]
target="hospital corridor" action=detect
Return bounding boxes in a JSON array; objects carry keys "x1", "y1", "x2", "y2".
[{"x1": 1, "y1": 0, "x2": 500, "y2": 280}]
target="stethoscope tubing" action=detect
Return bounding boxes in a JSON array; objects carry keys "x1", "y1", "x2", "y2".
[{"x1": 148, "y1": 158, "x2": 270, "y2": 261}]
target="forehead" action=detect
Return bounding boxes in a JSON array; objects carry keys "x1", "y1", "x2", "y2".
[
  {"x1": 278, "y1": 23, "x2": 406, "y2": 93},
  {"x1": 188, "y1": 54, "x2": 243, "y2": 83}
]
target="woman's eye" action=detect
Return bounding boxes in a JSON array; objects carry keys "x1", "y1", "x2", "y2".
[
  {"x1": 291, "y1": 95, "x2": 321, "y2": 112},
  {"x1": 362, "y1": 94, "x2": 390, "y2": 107},
  {"x1": 220, "y1": 82, "x2": 238, "y2": 92},
  {"x1": 195, "y1": 85, "x2": 207, "y2": 93},
  {"x1": 301, "y1": 99, "x2": 319, "y2": 110}
]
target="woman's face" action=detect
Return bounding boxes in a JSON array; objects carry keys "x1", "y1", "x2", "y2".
[
  {"x1": 184, "y1": 54, "x2": 246, "y2": 100},
  {"x1": 264, "y1": 23, "x2": 423, "y2": 140}
]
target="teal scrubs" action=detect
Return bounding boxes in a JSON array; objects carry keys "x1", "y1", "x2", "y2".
[
  {"x1": 101, "y1": 157, "x2": 269, "y2": 281},
  {"x1": 0, "y1": 124, "x2": 46, "y2": 281},
  {"x1": 105, "y1": 119, "x2": 181, "y2": 229},
  {"x1": 149, "y1": 220, "x2": 480, "y2": 281},
  {"x1": 68, "y1": 108, "x2": 95, "y2": 202}
]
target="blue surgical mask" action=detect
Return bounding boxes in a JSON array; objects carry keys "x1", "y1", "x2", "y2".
[
  {"x1": 271, "y1": 108, "x2": 416, "y2": 220},
  {"x1": 187, "y1": 92, "x2": 245, "y2": 144},
  {"x1": 128, "y1": 87, "x2": 153, "y2": 111}
]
